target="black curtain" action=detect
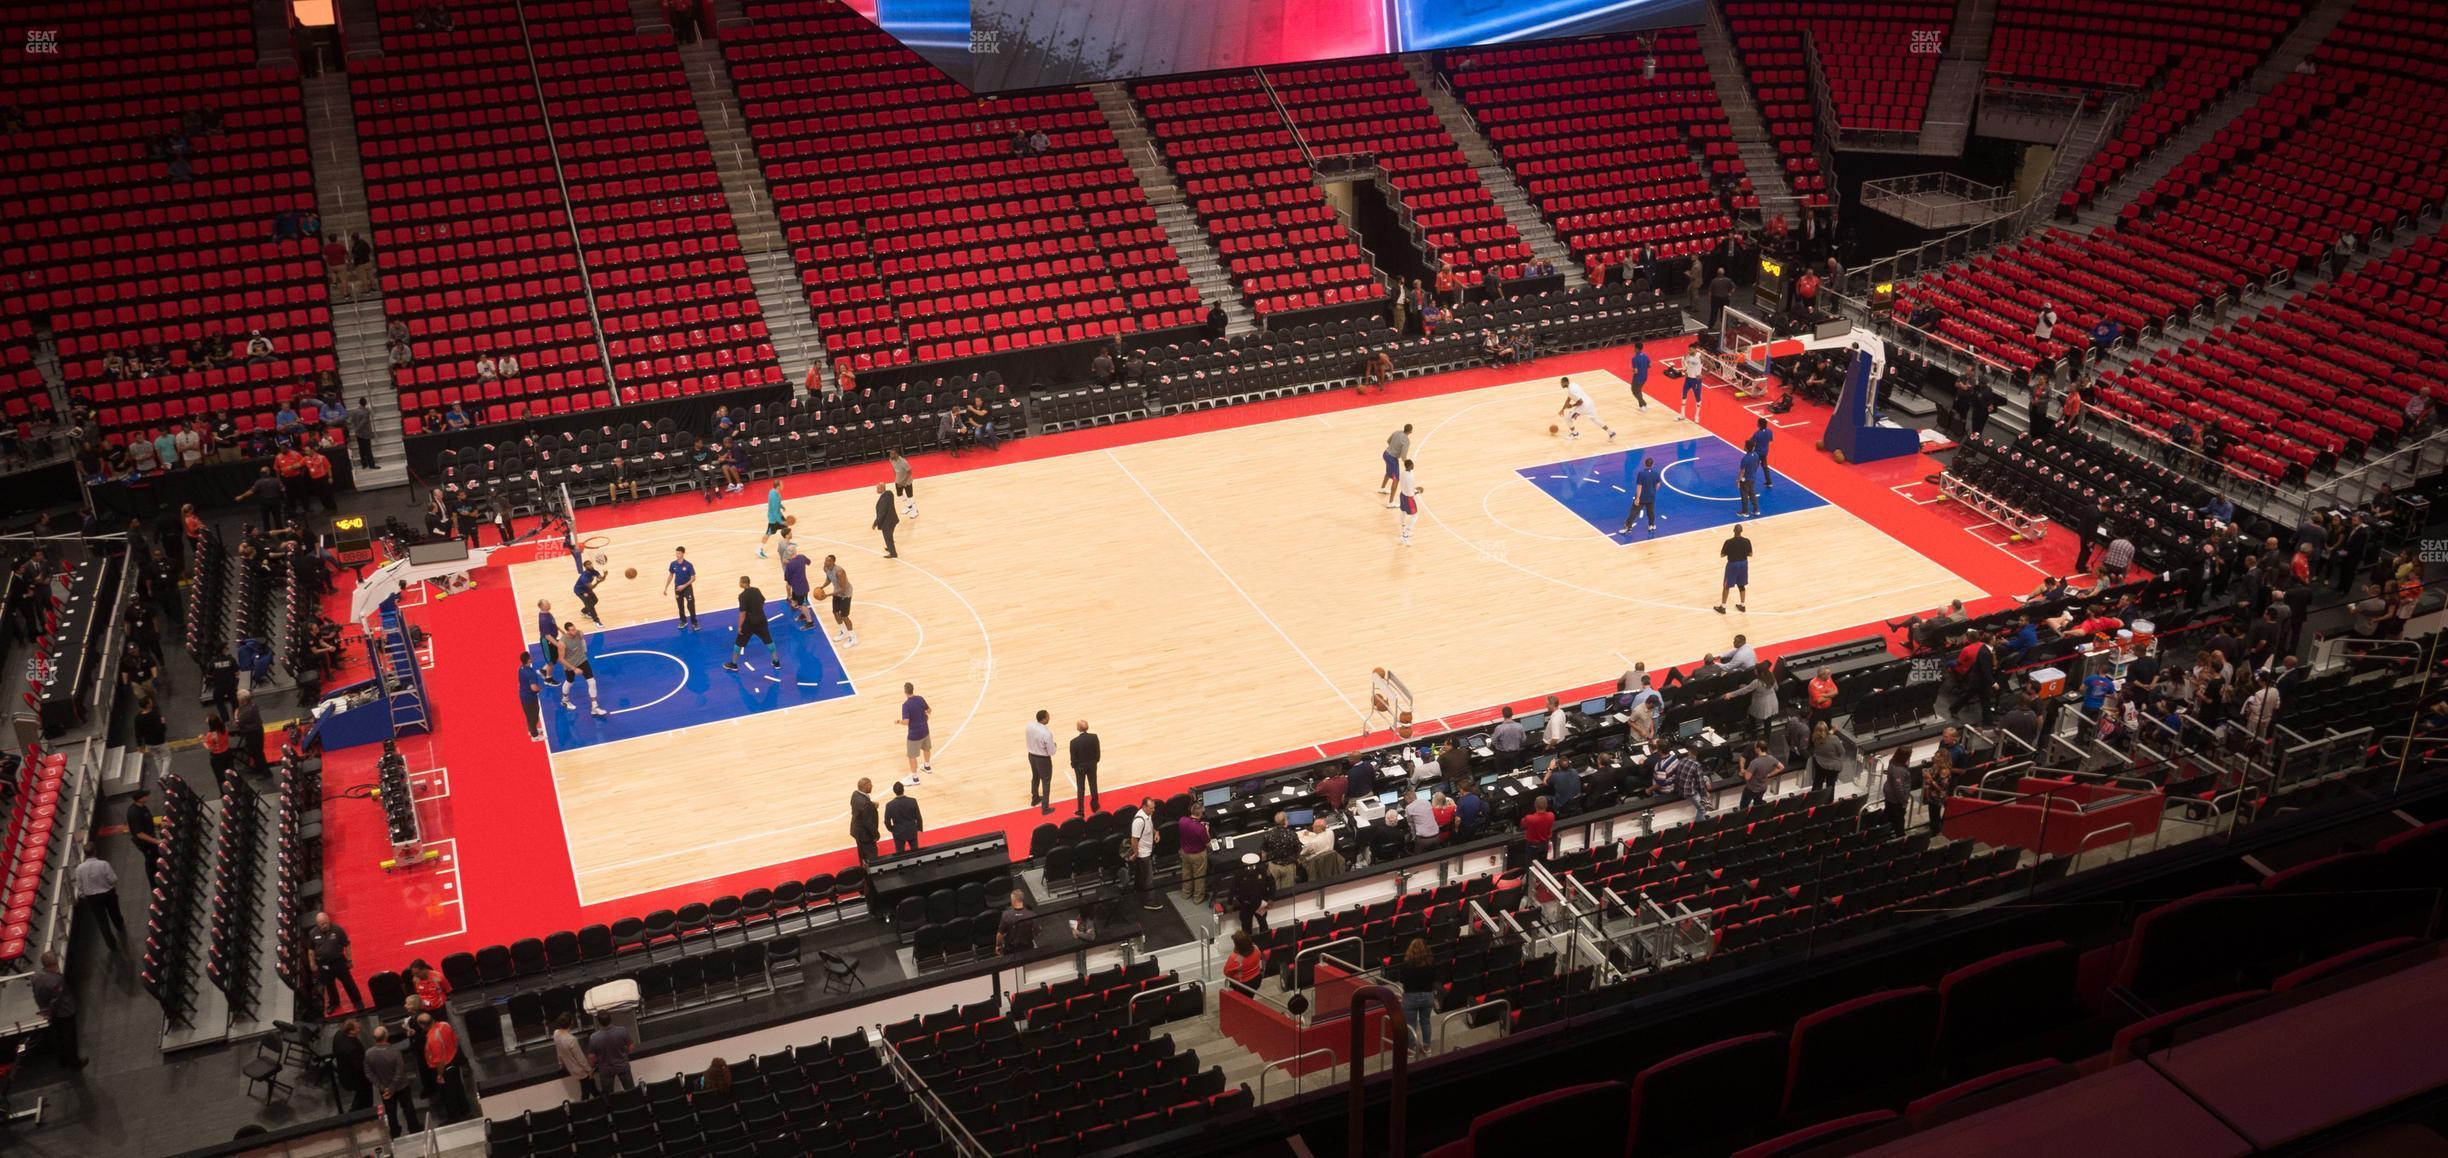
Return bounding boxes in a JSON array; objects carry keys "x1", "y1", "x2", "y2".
[{"x1": 4, "y1": 461, "x2": 85, "y2": 519}]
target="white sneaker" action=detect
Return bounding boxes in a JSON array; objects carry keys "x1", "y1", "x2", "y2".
[
  {"x1": 561, "y1": 699, "x2": 574, "y2": 710},
  {"x1": 757, "y1": 548, "x2": 768, "y2": 558},
  {"x1": 845, "y1": 632, "x2": 857, "y2": 647},
  {"x1": 591, "y1": 707, "x2": 608, "y2": 718}
]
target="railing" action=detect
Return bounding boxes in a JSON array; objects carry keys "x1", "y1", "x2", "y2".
[
  {"x1": 2275, "y1": 428, "x2": 2448, "y2": 523},
  {"x1": 881, "y1": 1037, "x2": 992, "y2": 1158},
  {"x1": 2068, "y1": 820, "x2": 2142, "y2": 872},
  {"x1": 1257, "y1": 1046, "x2": 1341, "y2": 1101},
  {"x1": 1254, "y1": 68, "x2": 1314, "y2": 169},
  {"x1": 1432, "y1": 998, "x2": 1511, "y2": 1052},
  {"x1": 1860, "y1": 172, "x2": 2016, "y2": 228},
  {"x1": 1347, "y1": 984, "x2": 1409, "y2": 1158},
  {"x1": 1839, "y1": 89, "x2": 2127, "y2": 299},
  {"x1": 509, "y1": 0, "x2": 625, "y2": 405},
  {"x1": 1291, "y1": 936, "x2": 1364, "y2": 988}
]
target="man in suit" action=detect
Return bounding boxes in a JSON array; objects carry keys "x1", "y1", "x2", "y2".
[
  {"x1": 1070, "y1": 719, "x2": 1101, "y2": 815},
  {"x1": 872, "y1": 483, "x2": 900, "y2": 558},
  {"x1": 884, "y1": 781, "x2": 923, "y2": 854},
  {"x1": 848, "y1": 777, "x2": 880, "y2": 863}
]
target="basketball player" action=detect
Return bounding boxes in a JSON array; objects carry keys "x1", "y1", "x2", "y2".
[
  {"x1": 819, "y1": 554, "x2": 857, "y2": 647},
  {"x1": 1716, "y1": 524, "x2": 1754, "y2": 615},
  {"x1": 1628, "y1": 340, "x2": 1652, "y2": 409},
  {"x1": 664, "y1": 546, "x2": 700, "y2": 629},
  {"x1": 1394, "y1": 458, "x2": 1424, "y2": 546},
  {"x1": 782, "y1": 546, "x2": 815, "y2": 628},
  {"x1": 1380, "y1": 423, "x2": 1413, "y2": 506},
  {"x1": 889, "y1": 449, "x2": 917, "y2": 518},
  {"x1": 1555, "y1": 377, "x2": 1617, "y2": 440},
  {"x1": 1680, "y1": 347, "x2": 1706, "y2": 422},
  {"x1": 573, "y1": 558, "x2": 604, "y2": 625},
  {"x1": 535, "y1": 599, "x2": 562, "y2": 684},
  {"x1": 1621, "y1": 456, "x2": 1663, "y2": 534},
  {"x1": 559, "y1": 621, "x2": 608, "y2": 717},
  {"x1": 1748, "y1": 418, "x2": 1775, "y2": 490},
  {"x1": 727, "y1": 576, "x2": 780, "y2": 672},
  {"x1": 1737, "y1": 446, "x2": 1763, "y2": 517},
  {"x1": 775, "y1": 516, "x2": 798, "y2": 563},
  {"x1": 757, "y1": 481, "x2": 786, "y2": 558}
]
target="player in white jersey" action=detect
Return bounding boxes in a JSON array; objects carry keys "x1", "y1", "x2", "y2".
[
  {"x1": 1394, "y1": 459, "x2": 1423, "y2": 545},
  {"x1": 1555, "y1": 377, "x2": 1617, "y2": 440},
  {"x1": 1679, "y1": 348, "x2": 1706, "y2": 423}
]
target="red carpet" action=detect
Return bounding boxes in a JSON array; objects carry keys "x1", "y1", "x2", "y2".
[{"x1": 318, "y1": 339, "x2": 2051, "y2": 984}]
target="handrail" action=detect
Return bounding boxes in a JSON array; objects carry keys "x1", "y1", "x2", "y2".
[
  {"x1": 1347, "y1": 984, "x2": 1408, "y2": 1158},
  {"x1": 1257, "y1": 1046, "x2": 1341, "y2": 1102},
  {"x1": 2069, "y1": 821, "x2": 2137, "y2": 872},
  {"x1": 1126, "y1": 978, "x2": 1203, "y2": 1023},
  {"x1": 1292, "y1": 936, "x2": 1364, "y2": 990},
  {"x1": 1254, "y1": 68, "x2": 1313, "y2": 169},
  {"x1": 880, "y1": 1037, "x2": 992, "y2": 1158},
  {"x1": 1432, "y1": 998, "x2": 1511, "y2": 1051},
  {"x1": 509, "y1": 0, "x2": 624, "y2": 404}
]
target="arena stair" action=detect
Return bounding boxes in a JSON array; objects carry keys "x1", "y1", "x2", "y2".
[
  {"x1": 302, "y1": 72, "x2": 411, "y2": 489},
  {"x1": 672, "y1": 35, "x2": 833, "y2": 391},
  {"x1": 1403, "y1": 56, "x2": 1587, "y2": 290},
  {"x1": 1912, "y1": 0, "x2": 1999, "y2": 157},
  {"x1": 338, "y1": 0, "x2": 383, "y2": 58},
  {"x1": 1094, "y1": 83, "x2": 1258, "y2": 337},
  {"x1": 1699, "y1": 5, "x2": 1806, "y2": 223}
]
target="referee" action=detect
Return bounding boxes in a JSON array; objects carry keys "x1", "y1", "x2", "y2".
[
  {"x1": 1716, "y1": 524, "x2": 1754, "y2": 615},
  {"x1": 727, "y1": 576, "x2": 779, "y2": 673}
]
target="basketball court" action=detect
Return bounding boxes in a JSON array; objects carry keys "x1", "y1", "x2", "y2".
[{"x1": 489, "y1": 360, "x2": 1993, "y2": 905}]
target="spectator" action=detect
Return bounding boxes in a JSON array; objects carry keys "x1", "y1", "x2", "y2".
[
  {"x1": 366, "y1": 1025, "x2": 419, "y2": 1133},
  {"x1": 1229, "y1": 854, "x2": 1274, "y2": 934},
  {"x1": 245, "y1": 330, "x2": 276, "y2": 362},
  {"x1": 1808, "y1": 721, "x2": 1844, "y2": 795},
  {"x1": 444, "y1": 401, "x2": 470, "y2": 430},
  {"x1": 310, "y1": 910, "x2": 365, "y2": 1012},
  {"x1": 1177, "y1": 802, "x2": 1211, "y2": 903},
  {"x1": 995, "y1": 889, "x2": 1038, "y2": 954},
  {"x1": 1223, "y1": 931, "x2": 1266, "y2": 994},
  {"x1": 1300, "y1": 817, "x2": 1343, "y2": 880},
  {"x1": 587, "y1": 1012, "x2": 636, "y2": 1091},
  {"x1": 1260, "y1": 812, "x2": 1300, "y2": 891},
  {"x1": 410, "y1": 960, "x2": 450, "y2": 1008},
  {"x1": 1542, "y1": 759, "x2": 1581, "y2": 815},
  {"x1": 1402, "y1": 788, "x2": 1438, "y2": 847},
  {"x1": 1455, "y1": 780, "x2": 1486, "y2": 837},
  {"x1": 1519, "y1": 796, "x2": 1556, "y2": 861},
  {"x1": 552, "y1": 1012, "x2": 597, "y2": 1099},
  {"x1": 1922, "y1": 749, "x2": 1957, "y2": 830},
  {"x1": 333, "y1": 1019, "x2": 372, "y2": 1110},
  {"x1": 422, "y1": 1012, "x2": 463, "y2": 1121},
  {"x1": 1740, "y1": 742, "x2": 1782, "y2": 810},
  {"x1": 1398, "y1": 939, "x2": 1438, "y2": 1055},
  {"x1": 1489, "y1": 706, "x2": 1526, "y2": 769},
  {"x1": 1882, "y1": 752, "x2": 1914, "y2": 836},
  {"x1": 1664, "y1": 747, "x2": 1711, "y2": 818}
]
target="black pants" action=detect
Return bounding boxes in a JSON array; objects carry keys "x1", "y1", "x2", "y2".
[
  {"x1": 879, "y1": 523, "x2": 898, "y2": 557},
  {"x1": 854, "y1": 836, "x2": 878, "y2": 863},
  {"x1": 357, "y1": 436, "x2": 376, "y2": 469},
  {"x1": 1134, "y1": 856, "x2": 1157, "y2": 906},
  {"x1": 522, "y1": 698, "x2": 542, "y2": 737},
  {"x1": 579, "y1": 587, "x2": 601, "y2": 622},
  {"x1": 257, "y1": 500, "x2": 283, "y2": 533},
  {"x1": 320, "y1": 963, "x2": 365, "y2": 1012},
  {"x1": 1074, "y1": 766, "x2": 1099, "y2": 814},
  {"x1": 1623, "y1": 494, "x2": 1656, "y2": 532},
  {"x1": 346, "y1": 1082, "x2": 373, "y2": 1111},
  {"x1": 1884, "y1": 802, "x2": 1909, "y2": 838},
  {"x1": 1811, "y1": 761, "x2": 1841, "y2": 795},
  {"x1": 674, "y1": 587, "x2": 697, "y2": 625},
  {"x1": 379, "y1": 1088, "x2": 422, "y2": 1135},
  {"x1": 77, "y1": 890, "x2": 125, "y2": 953},
  {"x1": 47, "y1": 1011, "x2": 82, "y2": 1065},
  {"x1": 1926, "y1": 796, "x2": 1947, "y2": 830},
  {"x1": 891, "y1": 832, "x2": 916, "y2": 854},
  {"x1": 1740, "y1": 787, "x2": 1767, "y2": 812},
  {"x1": 1028, "y1": 753, "x2": 1053, "y2": 806}
]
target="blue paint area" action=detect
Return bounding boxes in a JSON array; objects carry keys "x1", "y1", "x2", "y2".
[
  {"x1": 532, "y1": 601, "x2": 856, "y2": 752},
  {"x1": 1516, "y1": 434, "x2": 1828, "y2": 543}
]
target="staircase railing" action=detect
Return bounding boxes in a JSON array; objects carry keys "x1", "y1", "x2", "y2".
[
  {"x1": 1255, "y1": 68, "x2": 1314, "y2": 169},
  {"x1": 1346, "y1": 985, "x2": 1408, "y2": 1158},
  {"x1": 511, "y1": 0, "x2": 626, "y2": 404},
  {"x1": 1840, "y1": 89, "x2": 2128, "y2": 299}
]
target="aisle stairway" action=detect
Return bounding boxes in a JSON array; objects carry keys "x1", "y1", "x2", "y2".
[
  {"x1": 1403, "y1": 56, "x2": 1586, "y2": 290},
  {"x1": 301, "y1": 74, "x2": 410, "y2": 489},
  {"x1": 1697, "y1": 4, "x2": 1803, "y2": 224},
  {"x1": 1912, "y1": 0, "x2": 1998, "y2": 157},
  {"x1": 673, "y1": 38, "x2": 830, "y2": 391},
  {"x1": 1092, "y1": 83, "x2": 1256, "y2": 336}
]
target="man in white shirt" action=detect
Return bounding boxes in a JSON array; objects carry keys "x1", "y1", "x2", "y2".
[
  {"x1": 1718, "y1": 635, "x2": 1759, "y2": 671},
  {"x1": 74, "y1": 842, "x2": 126, "y2": 956},
  {"x1": 1024, "y1": 710, "x2": 1057, "y2": 815},
  {"x1": 1394, "y1": 458, "x2": 1423, "y2": 546},
  {"x1": 1402, "y1": 788, "x2": 1440, "y2": 845},
  {"x1": 2033, "y1": 304, "x2": 2057, "y2": 344},
  {"x1": 1131, "y1": 799, "x2": 1160, "y2": 909},
  {"x1": 1680, "y1": 348, "x2": 1706, "y2": 423},
  {"x1": 1542, "y1": 694, "x2": 1572, "y2": 749},
  {"x1": 1554, "y1": 377, "x2": 1617, "y2": 441}
]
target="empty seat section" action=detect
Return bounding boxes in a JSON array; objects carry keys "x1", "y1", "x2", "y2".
[
  {"x1": 1437, "y1": 32, "x2": 1746, "y2": 278},
  {"x1": 1724, "y1": 0, "x2": 1953, "y2": 148}
]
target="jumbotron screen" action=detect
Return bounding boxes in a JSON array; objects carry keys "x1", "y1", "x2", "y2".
[{"x1": 847, "y1": 0, "x2": 1708, "y2": 92}]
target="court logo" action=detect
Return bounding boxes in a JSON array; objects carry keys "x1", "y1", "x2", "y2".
[
  {"x1": 1910, "y1": 29, "x2": 1943, "y2": 54},
  {"x1": 1475, "y1": 540, "x2": 1509, "y2": 564},
  {"x1": 24, "y1": 29, "x2": 59, "y2": 54}
]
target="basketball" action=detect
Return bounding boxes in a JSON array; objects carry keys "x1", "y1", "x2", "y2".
[
  {"x1": 623, "y1": 567, "x2": 637, "y2": 579},
  {"x1": 1549, "y1": 424, "x2": 1560, "y2": 435},
  {"x1": 785, "y1": 514, "x2": 797, "y2": 527},
  {"x1": 593, "y1": 552, "x2": 609, "y2": 566}
]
